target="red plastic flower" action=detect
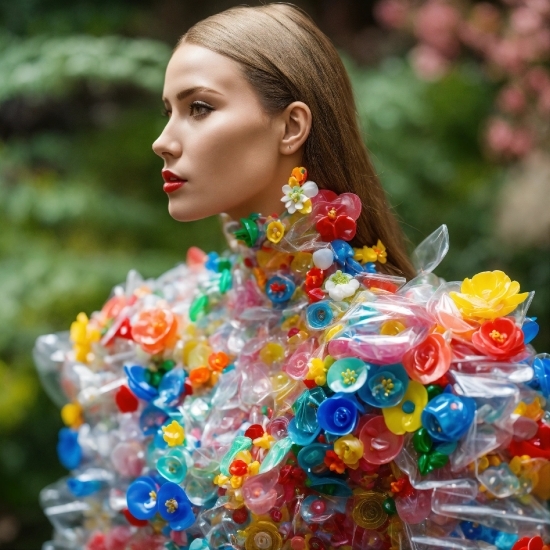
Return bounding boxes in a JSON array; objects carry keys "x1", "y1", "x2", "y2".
[
  {"x1": 402, "y1": 333, "x2": 452, "y2": 384},
  {"x1": 115, "y1": 385, "x2": 139, "y2": 413},
  {"x1": 324, "y1": 449, "x2": 346, "y2": 474},
  {"x1": 471, "y1": 317, "x2": 525, "y2": 359},
  {"x1": 509, "y1": 422, "x2": 550, "y2": 460},
  {"x1": 131, "y1": 308, "x2": 179, "y2": 355},
  {"x1": 305, "y1": 267, "x2": 325, "y2": 290},
  {"x1": 512, "y1": 536, "x2": 549, "y2": 550},
  {"x1": 313, "y1": 190, "x2": 361, "y2": 242}
]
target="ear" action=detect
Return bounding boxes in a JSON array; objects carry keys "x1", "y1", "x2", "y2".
[{"x1": 279, "y1": 101, "x2": 312, "y2": 155}]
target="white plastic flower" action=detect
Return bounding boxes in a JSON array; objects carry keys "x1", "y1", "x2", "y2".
[
  {"x1": 325, "y1": 270, "x2": 360, "y2": 301},
  {"x1": 281, "y1": 180, "x2": 319, "y2": 214}
]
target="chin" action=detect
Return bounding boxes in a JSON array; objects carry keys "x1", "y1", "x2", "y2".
[{"x1": 167, "y1": 200, "x2": 216, "y2": 222}]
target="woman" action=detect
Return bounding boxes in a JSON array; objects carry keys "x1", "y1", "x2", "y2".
[{"x1": 38, "y1": 4, "x2": 548, "y2": 550}]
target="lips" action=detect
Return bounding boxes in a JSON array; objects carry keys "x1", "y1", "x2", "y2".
[{"x1": 162, "y1": 170, "x2": 187, "y2": 193}]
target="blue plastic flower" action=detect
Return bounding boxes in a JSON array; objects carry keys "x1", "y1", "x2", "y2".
[
  {"x1": 358, "y1": 363, "x2": 409, "y2": 408},
  {"x1": 421, "y1": 392, "x2": 476, "y2": 443},
  {"x1": 306, "y1": 301, "x2": 334, "y2": 330},
  {"x1": 265, "y1": 275, "x2": 296, "y2": 304},
  {"x1": 67, "y1": 478, "x2": 101, "y2": 497},
  {"x1": 57, "y1": 428, "x2": 82, "y2": 470},
  {"x1": 124, "y1": 365, "x2": 158, "y2": 401},
  {"x1": 522, "y1": 317, "x2": 539, "y2": 345},
  {"x1": 204, "y1": 252, "x2": 219, "y2": 272},
  {"x1": 139, "y1": 403, "x2": 169, "y2": 436},
  {"x1": 288, "y1": 418, "x2": 321, "y2": 446},
  {"x1": 364, "y1": 262, "x2": 377, "y2": 274},
  {"x1": 344, "y1": 256, "x2": 365, "y2": 276},
  {"x1": 157, "y1": 448, "x2": 188, "y2": 483},
  {"x1": 331, "y1": 240, "x2": 354, "y2": 268},
  {"x1": 126, "y1": 476, "x2": 158, "y2": 520},
  {"x1": 317, "y1": 394, "x2": 358, "y2": 435},
  {"x1": 530, "y1": 355, "x2": 550, "y2": 397},
  {"x1": 157, "y1": 482, "x2": 195, "y2": 530},
  {"x1": 157, "y1": 367, "x2": 185, "y2": 407},
  {"x1": 326, "y1": 357, "x2": 369, "y2": 393}
]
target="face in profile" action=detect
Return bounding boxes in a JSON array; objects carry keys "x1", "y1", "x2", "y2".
[{"x1": 153, "y1": 43, "x2": 294, "y2": 222}]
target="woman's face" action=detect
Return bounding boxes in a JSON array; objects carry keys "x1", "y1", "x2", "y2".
[{"x1": 153, "y1": 43, "x2": 297, "y2": 222}]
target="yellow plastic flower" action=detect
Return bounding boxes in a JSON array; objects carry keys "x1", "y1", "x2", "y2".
[
  {"x1": 244, "y1": 520, "x2": 283, "y2": 550},
  {"x1": 70, "y1": 312, "x2": 100, "y2": 363},
  {"x1": 259, "y1": 342, "x2": 285, "y2": 365},
  {"x1": 230, "y1": 475, "x2": 244, "y2": 489},
  {"x1": 162, "y1": 420, "x2": 185, "y2": 447},
  {"x1": 253, "y1": 432, "x2": 275, "y2": 450},
  {"x1": 61, "y1": 402, "x2": 83, "y2": 429},
  {"x1": 382, "y1": 381, "x2": 428, "y2": 435},
  {"x1": 247, "y1": 461, "x2": 260, "y2": 475},
  {"x1": 266, "y1": 221, "x2": 285, "y2": 244},
  {"x1": 372, "y1": 240, "x2": 387, "y2": 264},
  {"x1": 354, "y1": 246, "x2": 378, "y2": 265},
  {"x1": 515, "y1": 397, "x2": 544, "y2": 421},
  {"x1": 449, "y1": 270, "x2": 529, "y2": 321},
  {"x1": 334, "y1": 434, "x2": 364, "y2": 468},
  {"x1": 213, "y1": 473, "x2": 230, "y2": 487},
  {"x1": 305, "y1": 358, "x2": 328, "y2": 386}
]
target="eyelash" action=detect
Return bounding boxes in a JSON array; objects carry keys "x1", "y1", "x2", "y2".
[{"x1": 161, "y1": 101, "x2": 213, "y2": 119}]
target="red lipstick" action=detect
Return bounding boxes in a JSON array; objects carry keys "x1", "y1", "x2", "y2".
[{"x1": 162, "y1": 170, "x2": 187, "y2": 193}]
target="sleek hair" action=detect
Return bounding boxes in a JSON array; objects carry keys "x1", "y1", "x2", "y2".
[{"x1": 179, "y1": 3, "x2": 415, "y2": 278}]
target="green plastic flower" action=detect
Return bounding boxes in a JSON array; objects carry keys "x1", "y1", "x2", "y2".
[{"x1": 326, "y1": 357, "x2": 369, "y2": 393}]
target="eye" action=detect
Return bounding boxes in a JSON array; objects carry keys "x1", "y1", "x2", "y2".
[
  {"x1": 189, "y1": 101, "x2": 213, "y2": 119},
  {"x1": 161, "y1": 107, "x2": 171, "y2": 118}
]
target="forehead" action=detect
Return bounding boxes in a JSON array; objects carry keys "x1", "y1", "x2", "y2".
[{"x1": 163, "y1": 42, "x2": 248, "y2": 99}]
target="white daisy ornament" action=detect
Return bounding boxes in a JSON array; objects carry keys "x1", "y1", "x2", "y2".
[
  {"x1": 324, "y1": 270, "x2": 360, "y2": 301},
  {"x1": 281, "y1": 180, "x2": 319, "y2": 214}
]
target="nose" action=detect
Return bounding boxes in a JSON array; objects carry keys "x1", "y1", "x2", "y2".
[{"x1": 152, "y1": 122, "x2": 182, "y2": 160}]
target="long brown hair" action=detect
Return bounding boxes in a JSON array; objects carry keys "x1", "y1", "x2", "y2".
[{"x1": 180, "y1": 3, "x2": 415, "y2": 279}]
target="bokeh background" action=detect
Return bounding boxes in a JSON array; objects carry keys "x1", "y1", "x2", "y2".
[{"x1": 1, "y1": 0, "x2": 549, "y2": 547}]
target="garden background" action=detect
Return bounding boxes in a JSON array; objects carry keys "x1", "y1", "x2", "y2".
[{"x1": 1, "y1": 0, "x2": 549, "y2": 548}]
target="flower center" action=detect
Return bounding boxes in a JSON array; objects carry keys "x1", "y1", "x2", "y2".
[
  {"x1": 254, "y1": 532, "x2": 272, "y2": 549},
  {"x1": 402, "y1": 400, "x2": 415, "y2": 414},
  {"x1": 372, "y1": 376, "x2": 395, "y2": 397},
  {"x1": 289, "y1": 188, "x2": 304, "y2": 202},
  {"x1": 334, "y1": 406, "x2": 351, "y2": 427},
  {"x1": 327, "y1": 208, "x2": 337, "y2": 220},
  {"x1": 149, "y1": 490, "x2": 157, "y2": 501},
  {"x1": 341, "y1": 368, "x2": 357, "y2": 385},
  {"x1": 165, "y1": 498, "x2": 178, "y2": 514},
  {"x1": 489, "y1": 330, "x2": 507, "y2": 343},
  {"x1": 331, "y1": 272, "x2": 349, "y2": 285}
]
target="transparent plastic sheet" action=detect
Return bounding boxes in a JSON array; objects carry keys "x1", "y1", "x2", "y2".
[{"x1": 411, "y1": 224, "x2": 449, "y2": 275}]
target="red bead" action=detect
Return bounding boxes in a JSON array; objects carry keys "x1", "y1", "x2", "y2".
[
  {"x1": 311, "y1": 499, "x2": 326, "y2": 514},
  {"x1": 115, "y1": 386, "x2": 139, "y2": 413},
  {"x1": 183, "y1": 379, "x2": 193, "y2": 396},
  {"x1": 287, "y1": 328, "x2": 300, "y2": 338},
  {"x1": 228, "y1": 459, "x2": 248, "y2": 476},
  {"x1": 122, "y1": 508, "x2": 148, "y2": 527},
  {"x1": 243, "y1": 258, "x2": 254, "y2": 268},
  {"x1": 232, "y1": 507, "x2": 248, "y2": 524},
  {"x1": 291, "y1": 467, "x2": 306, "y2": 484},
  {"x1": 303, "y1": 379, "x2": 317, "y2": 389},
  {"x1": 270, "y1": 508, "x2": 283, "y2": 522},
  {"x1": 306, "y1": 287, "x2": 326, "y2": 303},
  {"x1": 244, "y1": 424, "x2": 264, "y2": 440}
]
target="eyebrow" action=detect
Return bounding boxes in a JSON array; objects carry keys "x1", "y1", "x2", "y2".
[{"x1": 163, "y1": 86, "x2": 222, "y2": 103}]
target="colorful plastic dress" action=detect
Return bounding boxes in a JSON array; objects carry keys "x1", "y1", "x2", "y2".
[{"x1": 34, "y1": 167, "x2": 550, "y2": 550}]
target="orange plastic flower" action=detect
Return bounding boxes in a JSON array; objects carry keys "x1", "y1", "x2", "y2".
[
  {"x1": 189, "y1": 366, "x2": 211, "y2": 385},
  {"x1": 208, "y1": 351, "x2": 230, "y2": 372},
  {"x1": 131, "y1": 308, "x2": 179, "y2": 355},
  {"x1": 324, "y1": 450, "x2": 346, "y2": 474}
]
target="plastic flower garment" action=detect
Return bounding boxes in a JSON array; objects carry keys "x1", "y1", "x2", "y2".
[
  {"x1": 131, "y1": 308, "x2": 179, "y2": 355},
  {"x1": 334, "y1": 434, "x2": 364, "y2": 468},
  {"x1": 402, "y1": 333, "x2": 452, "y2": 384},
  {"x1": 359, "y1": 363, "x2": 409, "y2": 408},
  {"x1": 324, "y1": 270, "x2": 360, "y2": 301},
  {"x1": 280, "y1": 177, "x2": 319, "y2": 214},
  {"x1": 126, "y1": 476, "x2": 159, "y2": 520},
  {"x1": 449, "y1": 270, "x2": 529, "y2": 321},
  {"x1": 471, "y1": 317, "x2": 525, "y2": 359},
  {"x1": 382, "y1": 381, "x2": 428, "y2": 435},
  {"x1": 157, "y1": 482, "x2": 195, "y2": 530},
  {"x1": 162, "y1": 419, "x2": 185, "y2": 447}
]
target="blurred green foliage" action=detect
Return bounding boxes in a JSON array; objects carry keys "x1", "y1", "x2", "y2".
[{"x1": 1, "y1": 4, "x2": 549, "y2": 549}]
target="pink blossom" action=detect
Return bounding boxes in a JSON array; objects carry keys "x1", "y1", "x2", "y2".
[
  {"x1": 525, "y1": 0, "x2": 550, "y2": 17},
  {"x1": 488, "y1": 39, "x2": 525, "y2": 75},
  {"x1": 414, "y1": 0, "x2": 461, "y2": 57},
  {"x1": 537, "y1": 87, "x2": 550, "y2": 114},
  {"x1": 497, "y1": 86, "x2": 526, "y2": 114},
  {"x1": 486, "y1": 118, "x2": 514, "y2": 154},
  {"x1": 509, "y1": 128, "x2": 534, "y2": 157},
  {"x1": 409, "y1": 44, "x2": 450, "y2": 81},
  {"x1": 374, "y1": 0, "x2": 409, "y2": 29},
  {"x1": 525, "y1": 66, "x2": 550, "y2": 92},
  {"x1": 510, "y1": 7, "x2": 543, "y2": 35}
]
